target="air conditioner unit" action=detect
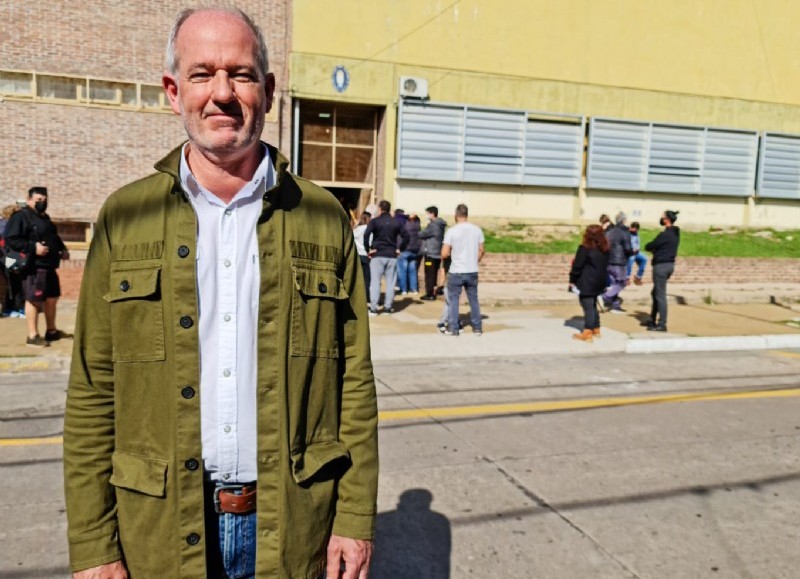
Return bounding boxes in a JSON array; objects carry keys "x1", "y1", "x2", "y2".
[{"x1": 399, "y1": 76, "x2": 429, "y2": 99}]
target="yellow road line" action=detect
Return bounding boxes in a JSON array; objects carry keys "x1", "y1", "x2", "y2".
[
  {"x1": 771, "y1": 350, "x2": 800, "y2": 360},
  {"x1": 0, "y1": 436, "x2": 63, "y2": 447},
  {"x1": 378, "y1": 387, "x2": 800, "y2": 422},
  {"x1": 4, "y1": 387, "x2": 800, "y2": 446}
]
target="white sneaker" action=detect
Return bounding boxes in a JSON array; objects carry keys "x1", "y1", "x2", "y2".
[{"x1": 368, "y1": 310, "x2": 378, "y2": 317}]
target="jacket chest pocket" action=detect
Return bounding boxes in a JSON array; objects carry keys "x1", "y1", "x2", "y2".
[
  {"x1": 291, "y1": 262, "x2": 348, "y2": 358},
  {"x1": 104, "y1": 264, "x2": 166, "y2": 362}
]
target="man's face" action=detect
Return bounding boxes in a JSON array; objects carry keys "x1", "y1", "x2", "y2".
[
  {"x1": 427, "y1": 211, "x2": 435, "y2": 221},
  {"x1": 27, "y1": 193, "x2": 46, "y2": 210},
  {"x1": 162, "y1": 11, "x2": 275, "y2": 159}
]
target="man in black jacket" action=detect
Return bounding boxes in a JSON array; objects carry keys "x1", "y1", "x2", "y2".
[
  {"x1": 643, "y1": 210, "x2": 681, "y2": 332},
  {"x1": 364, "y1": 200, "x2": 408, "y2": 315},
  {"x1": 418, "y1": 205, "x2": 447, "y2": 300},
  {"x1": 4, "y1": 186, "x2": 71, "y2": 346}
]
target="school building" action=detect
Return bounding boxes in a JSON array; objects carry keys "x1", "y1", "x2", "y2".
[{"x1": 3, "y1": 0, "x2": 800, "y2": 243}]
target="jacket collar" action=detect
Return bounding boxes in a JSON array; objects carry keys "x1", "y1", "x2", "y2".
[{"x1": 154, "y1": 141, "x2": 291, "y2": 194}]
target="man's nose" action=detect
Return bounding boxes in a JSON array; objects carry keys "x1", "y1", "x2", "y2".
[{"x1": 211, "y1": 71, "x2": 235, "y2": 102}]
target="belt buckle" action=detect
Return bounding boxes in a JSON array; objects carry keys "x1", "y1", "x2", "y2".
[{"x1": 213, "y1": 483, "x2": 244, "y2": 514}]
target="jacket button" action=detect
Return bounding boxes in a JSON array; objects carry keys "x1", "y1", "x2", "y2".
[
  {"x1": 186, "y1": 533, "x2": 200, "y2": 546},
  {"x1": 180, "y1": 315, "x2": 194, "y2": 329},
  {"x1": 181, "y1": 386, "x2": 195, "y2": 399},
  {"x1": 119, "y1": 280, "x2": 130, "y2": 292},
  {"x1": 178, "y1": 245, "x2": 190, "y2": 258},
  {"x1": 318, "y1": 282, "x2": 327, "y2": 294},
  {"x1": 184, "y1": 458, "x2": 199, "y2": 471}
]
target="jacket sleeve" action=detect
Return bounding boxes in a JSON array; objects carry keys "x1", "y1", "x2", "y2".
[
  {"x1": 417, "y1": 222, "x2": 433, "y2": 240},
  {"x1": 645, "y1": 231, "x2": 665, "y2": 253},
  {"x1": 569, "y1": 246, "x2": 586, "y2": 285},
  {"x1": 622, "y1": 231, "x2": 633, "y2": 258},
  {"x1": 4, "y1": 211, "x2": 35, "y2": 256},
  {"x1": 63, "y1": 202, "x2": 121, "y2": 571},
  {"x1": 333, "y1": 216, "x2": 379, "y2": 540},
  {"x1": 397, "y1": 224, "x2": 410, "y2": 252}
]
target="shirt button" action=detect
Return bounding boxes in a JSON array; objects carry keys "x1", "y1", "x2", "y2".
[
  {"x1": 225, "y1": 209, "x2": 232, "y2": 216},
  {"x1": 119, "y1": 280, "x2": 130, "y2": 292},
  {"x1": 184, "y1": 458, "x2": 199, "y2": 471},
  {"x1": 223, "y1": 369, "x2": 231, "y2": 378},
  {"x1": 178, "y1": 245, "x2": 190, "y2": 258},
  {"x1": 224, "y1": 259, "x2": 232, "y2": 268},
  {"x1": 222, "y1": 473, "x2": 231, "y2": 481},
  {"x1": 186, "y1": 533, "x2": 200, "y2": 546},
  {"x1": 224, "y1": 425, "x2": 232, "y2": 433},
  {"x1": 223, "y1": 313, "x2": 231, "y2": 322},
  {"x1": 180, "y1": 315, "x2": 194, "y2": 329},
  {"x1": 318, "y1": 282, "x2": 328, "y2": 294},
  {"x1": 181, "y1": 386, "x2": 195, "y2": 399}
]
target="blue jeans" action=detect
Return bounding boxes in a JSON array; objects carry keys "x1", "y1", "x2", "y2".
[
  {"x1": 369, "y1": 256, "x2": 397, "y2": 311},
  {"x1": 447, "y1": 272, "x2": 481, "y2": 334},
  {"x1": 205, "y1": 485, "x2": 257, "y2": 579},
  {"x1": 396, "y1": 250, "x2": 419, "y2": 293},
  {"x1": 626, "y1": 253, "x2": 647, "y2": 278}
]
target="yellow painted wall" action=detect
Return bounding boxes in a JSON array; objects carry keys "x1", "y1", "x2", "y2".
[
  {"x1": 291, "y1": 0, "x2": 800, "y2": 227},
  {"x1": 293, "y1": 0, "x2": 800, "y2": 107}
]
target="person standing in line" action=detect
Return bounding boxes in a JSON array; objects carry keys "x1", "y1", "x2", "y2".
[
  {"x1": 600, "y1": 212, "x2": 633, "y2": 313},
  {"x1": 626, "y1": 221, "x2": 647, "y2": 285},
  {"x1": 441, "y1": 204, "x2": 484, "y2": 336},
  {"x1": 643, "y1": 210, "x2": 681, "y2": 332},
  {"x1": 4, "y1": 186, "x2": 71, "y2": 345},
  {"x1": 418, "y1": 205, "x2": 446, "y2": 301},
  {"x1": 353, "y1": 212, "x2": 372, "y2": 303},
  {"x1": 63, "y1": 8, "x2": 378, "y2": 579},
  {"x1": 364, "y1": 199, "x2": 408, "y2": 315},
  {"x1": 569, "y1": 224, "x2": 611, "y2": 342},
  {"x1": 397, "y1": 213, "x2": 421, "y2": 296}
]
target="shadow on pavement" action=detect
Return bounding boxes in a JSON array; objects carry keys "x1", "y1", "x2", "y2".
[{"x1": 371, "y1": 488, "x2": 451, "y2": 579}]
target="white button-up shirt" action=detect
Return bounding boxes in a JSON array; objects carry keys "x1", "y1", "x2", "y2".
[{"x1": 180, "y1": 145, "x2": 275, "y2": 483}]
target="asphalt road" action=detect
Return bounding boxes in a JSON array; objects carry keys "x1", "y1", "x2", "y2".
[{"x1": 2, "y1": 349, "x2": 800, "y2": 578}]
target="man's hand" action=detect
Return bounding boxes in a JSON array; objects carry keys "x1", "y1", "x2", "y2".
[
  {"x1": 35, "y1": 242, "x2": 49, "y2": 256},
  {"x1": 72, "y1": 560, "x2": 128, "y2": 579},
  {"x1": 326, "y1": 534, "x2": 373, "y2": 579}
]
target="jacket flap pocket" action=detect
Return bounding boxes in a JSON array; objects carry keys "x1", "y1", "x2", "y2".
[
  {"x1": 292, "y1": 266, "x2": 348, "y2": 300},
  {"x1": 290, "y1": 441, "x2": 351, "y2": 484},
  {"x1": 109, "y1": 450, "x2": 168, "y2": 497},
  {"x1": 104, "y1": 267, "x2": 160, "y2": 302}
]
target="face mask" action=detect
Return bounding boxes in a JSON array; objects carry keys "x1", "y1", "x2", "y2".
[
  {"x1": 659, "y1": 218, "x2": 666, "y2": 226},
  {"x1": 35, "y1": 200, "x2": 48, "y2": 213}
]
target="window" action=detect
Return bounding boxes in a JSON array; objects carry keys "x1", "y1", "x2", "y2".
[
  {"x1": 757, "y1": 133, "x2": 800, "y2": 200},
  {"x1": 0, "y1": 70, "x2": 33, "y2": 96},
  {"x1": 298, "y1": 102, "x2": 377, "y2": 186},
  {"x1": 397, "y1": 100, "x2": 584, "y2": 187},
  {"x1": 587, "y1": 118, "x2": 757, "y2": 196},
  {"x1": 36, "y1": 74, "x2": 84, "y2": 101},
  {"x1": 89, "y1": 80, "x2": 137, "y2": 106}
]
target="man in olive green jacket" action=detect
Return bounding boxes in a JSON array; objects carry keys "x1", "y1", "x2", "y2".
[{"x1": 63, "y1": 7, "x2": 378, "y2": 579}]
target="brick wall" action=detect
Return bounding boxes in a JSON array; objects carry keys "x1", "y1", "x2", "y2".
[
  {"x1": 478, "y1": 253, "x2": 800, "y2": 284},
  {"x1": 0, "y1": 1, "x2": 291, "y2": 219}
]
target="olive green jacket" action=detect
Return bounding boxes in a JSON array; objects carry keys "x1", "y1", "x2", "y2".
[{"x1": 63, "y1": 144, "x2": 379, "y2": 578}]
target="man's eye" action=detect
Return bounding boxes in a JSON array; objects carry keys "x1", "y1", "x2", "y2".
[
  {"x1": 233, "y1": 73, "x2": 257, "y2": 82},
  {"x1": 189, "y1": 73, "x2": 212, "y2": 81}
]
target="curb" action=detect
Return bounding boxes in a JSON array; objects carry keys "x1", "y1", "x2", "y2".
[
  {"x1": 626, "y1": 334, "x2": 800, "y2": 354},
  {"x1": 0, "y1": 355, "x2": 70, "y2": 374}
]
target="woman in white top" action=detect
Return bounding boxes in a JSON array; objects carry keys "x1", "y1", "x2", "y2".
[{"x1": 352, "y1": 212, "x2": 371, "y2": 302}]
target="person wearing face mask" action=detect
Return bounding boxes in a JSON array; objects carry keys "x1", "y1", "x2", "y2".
[
  {"x1": 642, "y1": 209, "x2": 680, "y2": 332},
  {"x1": 3, "y1": 186, "x2": 71, "y2": 346}
]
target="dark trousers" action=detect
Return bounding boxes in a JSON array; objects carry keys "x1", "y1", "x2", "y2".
[
  {"x1": 359, "y1": 255, "x2": 371, "y2": 302},
  {"x1": 579, "y1": 295, "x2": 600, "y2": 330},
  {"x1": 650, "y1": 262, "x2": 674, "y2": 326},
  {"x1": 423, "y1": 257, "x2": 441, "y2": 296}
]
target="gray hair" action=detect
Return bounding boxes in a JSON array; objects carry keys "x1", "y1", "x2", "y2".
[{"x1": 165, "y1": 6, "x2": 269, "y2": 80}]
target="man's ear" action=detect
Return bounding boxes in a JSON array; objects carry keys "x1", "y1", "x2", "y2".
[
  {"x1": 263, "y1": 73, "x2": 276, "y2": 114},
  {"x1": 162, "y1": 72, "x2": 181, "y2": 116}
]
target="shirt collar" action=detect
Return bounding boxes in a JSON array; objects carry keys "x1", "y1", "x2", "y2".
[{"x1": 179, "y1": 143, "x2": 275, "y2": 208}]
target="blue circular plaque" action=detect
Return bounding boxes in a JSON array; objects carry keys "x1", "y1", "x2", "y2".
[{"x1": 332, "y1": 66, "x2": 350, "y2": 93}]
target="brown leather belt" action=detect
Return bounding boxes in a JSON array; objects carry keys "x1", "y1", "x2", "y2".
[{"x1": 213, "y1": 484, "x2": 257, "y2": 515}]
